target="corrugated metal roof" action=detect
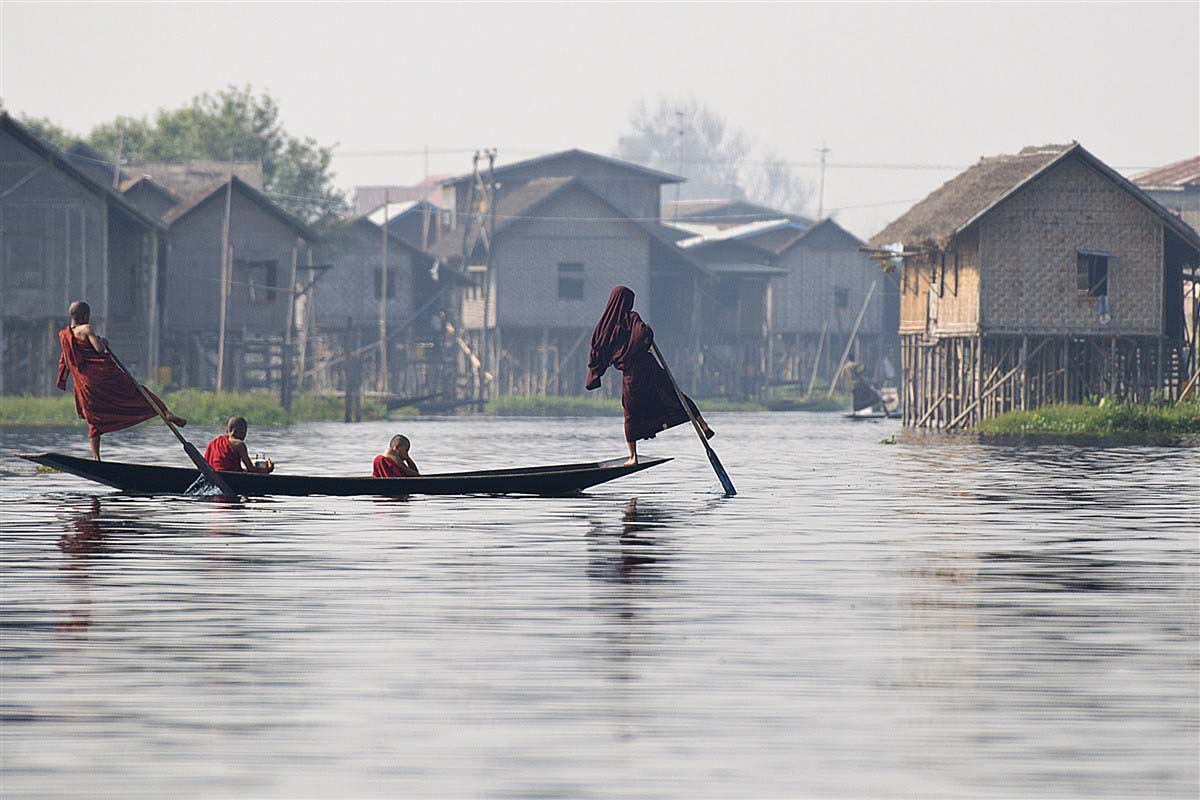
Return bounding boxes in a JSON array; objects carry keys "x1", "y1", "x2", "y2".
[
  {"x1": 439, "y1": 149, "x2": 684, "y2": 188},
  {"x1": 703, "y1": 262, "x2": 789, "y2": 277},
  {"x1": 366, "y1": 200, "x2": 423, "y2": 225},
  {"x1": 675, "y1": 218, "x2": 802, "y2": 249},
  {"x1": 1132, "y1": 156, "x2": 1200, "y2": 189}
]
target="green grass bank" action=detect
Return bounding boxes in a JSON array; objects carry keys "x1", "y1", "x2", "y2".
[
  {"x1": 976, "y1": 400, "x2": 1200, "y2": 438},
  {"x1": 484, "y1": 395, "x2": 769, "y2": 416},
  {"x1": 2, "y1": 388, "x2": 853, "y2": 427},
  {"x1": 0, "y1": 390, "x2": 391, "y2": 427}
]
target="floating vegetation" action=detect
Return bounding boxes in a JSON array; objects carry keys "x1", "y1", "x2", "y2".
[{"x1": 977, "y1": 400, "x2": 1200, "y2": 438}]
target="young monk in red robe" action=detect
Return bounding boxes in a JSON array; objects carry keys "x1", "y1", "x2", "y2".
[
  {"x1": 56, "y1": 301, "x2": 186, "y2": 461},
  {"x1": 373, "y1": 434, "x2": 420, "y2": 477},
  {"x1": 204, "y1": 417, "x2": 274, "y2": 473},
  {"x1": 586, "y1": 286, "x2": 713, "y2": 465}
]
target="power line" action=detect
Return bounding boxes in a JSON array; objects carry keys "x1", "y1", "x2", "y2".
[{"x1": 57, "y1": 143, "x2": 1163, "y2": 177}]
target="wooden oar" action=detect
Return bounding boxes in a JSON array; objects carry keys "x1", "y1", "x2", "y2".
[
  {"x1": 650, "y1": 341, "x2": 736, "y2": 497},
  {"x1": 107, "y1": 349, "x2": 237, "y2": 498}
]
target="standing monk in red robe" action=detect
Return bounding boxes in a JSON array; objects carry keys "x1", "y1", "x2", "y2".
[
  {"x1": 586, "y1": 286, "x2": 714, "y2": 465},
  {"x1": 56, "y1": 301, "x2": 186, "y2": 461}
]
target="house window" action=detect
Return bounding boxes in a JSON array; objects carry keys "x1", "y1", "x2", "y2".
[
  {"x1": 374, "y1": 267, "x2": 397, "y2": 299},
  {"x1": 237, "y1": 259, "x2": 278, "y2": 304},
  {"x1": 558, "y1": 262, "x2": 584, "y2": 300},
  {"x1": 5, "y1": 234, "x2": 45, "y2": 289},
  {"x1": 718, "y1": 275, "x2": 739, "y2": 310},
  {"x1": 4, "y1": 205, "x2": 47, "y2": 289},
  {"x1": 1076, "y1": 252, "x2": 1108, "y2": 297},
  {"x1": 834, "y1": 287, "x2": 849, "y2": 308}
]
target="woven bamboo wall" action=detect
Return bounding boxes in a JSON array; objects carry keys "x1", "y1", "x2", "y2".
[{"x1": 979, "y1": 156, "x2": 1163, "y2": 336}]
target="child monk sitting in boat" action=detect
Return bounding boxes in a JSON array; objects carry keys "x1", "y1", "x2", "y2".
[
  {"x1": 56, "y1": 300, "x2": 186, "y2": 461},
  {"x1": 204, "y1": 417, "x2": 274, "y2": 473},
  {"x1": 586, "y1": 286, "x2": 714, "y2": 465},
  {"x1": 373, "y1": 434, "x2": 420, "y2": 477}
]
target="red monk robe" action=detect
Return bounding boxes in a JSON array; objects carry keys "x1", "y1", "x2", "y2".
[
  {"x1": 372, "y1": 454, "x2": 410, "y2": 478},
  {"x1": 204, "y1": 435, "x2": 244, "y2": 472},
  {"x1": 585, "y1": 286, "x2": 707, "y2": 443},
  {"x1": 56, "y1": 328, "x2": 168, "y2": 439}
]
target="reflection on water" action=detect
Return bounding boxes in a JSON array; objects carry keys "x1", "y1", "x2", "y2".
[{"x1": 1, "y1": 415, "x2": 1197, "y2": 798}]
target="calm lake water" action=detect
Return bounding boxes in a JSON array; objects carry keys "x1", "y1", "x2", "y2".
[{"x1": 1, "y1": 413, "x2": 1197, "y2": 798}]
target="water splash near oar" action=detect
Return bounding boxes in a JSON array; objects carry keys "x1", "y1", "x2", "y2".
[{"x1": 184, "y1": 475, "x2": 226, "y2": 496}]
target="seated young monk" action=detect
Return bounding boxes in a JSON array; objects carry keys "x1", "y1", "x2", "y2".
[
  {"x1": 586, "y1": 285, "x2": 714, "y2": 466},
  {"x1": 372, "y1": 434, "x2": 420, "y2": 477},
  {"x1": 56, "y1": 300, "x2": 186, "y2": 460},
  {"x1": 204, "y1": 417, "x2": 274, "y2": 473}
]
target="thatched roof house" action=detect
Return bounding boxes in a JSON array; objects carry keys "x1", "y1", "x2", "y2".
[{"x1": 871, "y1": 144, "x2": 1200, "y2": 251}]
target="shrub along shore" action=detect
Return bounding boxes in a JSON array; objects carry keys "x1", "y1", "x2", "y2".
[
  {"x1": 0, "y1": 390, "x2": 856, "y2": 426},
  {"x1": 0, "y1": 390, "x2": 390, "y2": 428},
  {"x1": 976, "y1": 400, "x2": 1200, "y2": 439}
]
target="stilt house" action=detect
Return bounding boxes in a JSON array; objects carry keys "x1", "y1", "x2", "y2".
[
  {"x1": 312, "y1": 216, "x2": 444, "y2": 397},
  {"x1": 158, "y1": 176, "x2": 317, "y2": 391},
  {"x1": 870, "y1": 143, "x2": 1200, "y2": 428},
  {"x1": 431, "y1": 150, "x2": 705, "y2": 399},
  {"x1": 0, "y1": 114, "x2": 167, "y2": 394},
  {"x1": 739, "y1": 218, "x2": 899, "y2": 391}
]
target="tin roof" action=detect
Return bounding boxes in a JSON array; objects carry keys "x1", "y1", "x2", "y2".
[
  {"x1": 1131, "y1": 156, "x2": 1200, "y2": 189},
  {"x1": 439, "y1": 148, "x2": 684, "y2": 188}
]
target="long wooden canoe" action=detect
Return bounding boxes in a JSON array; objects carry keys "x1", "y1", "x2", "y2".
[{"x1": 16, "y1": 452, "x2": 670, "y2": 498}]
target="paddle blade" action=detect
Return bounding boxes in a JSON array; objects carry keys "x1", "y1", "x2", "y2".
[
  {"x1": 182, "y1": 441, "x2": 237, "y2": 498},
  {"x1": 706, "y1": 446, "x2": 737, "y2": 497}
]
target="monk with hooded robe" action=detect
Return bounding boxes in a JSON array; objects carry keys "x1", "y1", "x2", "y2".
[
  {"x1": 586, "y1": 286, "x2": 714, "y2": 465},
  {"x1": 56, "y1": 301, "x2": 186, "y2": 461}
]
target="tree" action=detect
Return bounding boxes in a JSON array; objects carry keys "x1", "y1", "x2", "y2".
[
  {"x1": 23, "y1": 87, "x2": 347, "y2": 227},
  {"x1": 616, "y1": 96, "x2": 812, "y2": 216}
]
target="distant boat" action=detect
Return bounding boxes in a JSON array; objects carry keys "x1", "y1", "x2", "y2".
[{"x1": 17, "y1": 452, "x2": 669, "y2": 498}]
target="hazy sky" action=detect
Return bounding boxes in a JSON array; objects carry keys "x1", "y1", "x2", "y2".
[{"x1": 2, "y1": 1, "x2": 1197, "y2": 236}]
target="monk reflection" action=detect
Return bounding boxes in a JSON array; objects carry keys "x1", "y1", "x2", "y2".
[
  {"x1": 57, "y1": 300, "x2": 186, "y2": 460},
  {"x1": 586, "y1": 286, "x2": 714, "y2": 465},
  {"x1": 587, "y1": 497, "x2": 671, "y2": 585},
  {"x1": 55, "y1": 497, "x2": 108, "y2": 636}
]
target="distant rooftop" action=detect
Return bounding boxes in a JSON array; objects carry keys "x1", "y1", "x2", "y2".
[
  {"x1": 125, "y1": 159, "x2": 264, "y2": 199},
  {"x1": 438, "y1": 149, "x2": 684, "y2": 188},
  {"x1": 674, "y1": 218, "x2": 803, "y2": 249},
  {"x1": 663, "y1": 198, "x2": 812, "y2": 229},
  {"x1": 354, "y1": 177, "x2": 449, "y2": 216},
  {"x1": 1132, "y1": 156, "x2": 1200, "y2": 189}
]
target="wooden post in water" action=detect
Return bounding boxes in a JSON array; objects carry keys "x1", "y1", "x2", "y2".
[
  {"x1": 216, "y1": 200, "x2": 233, "y2": 392},
  {"x1": 344, "y1": 317, "x2": 355, "y2": 424},
  {"x1": 282, "y1": 243, "x2": 299, "y2": 412},
  {"x1": 804, "y1": 321, "x2": 828, "y2": 399},
  {"x1": 379, "y1": 193, "x2": 389, "y2": 395}
]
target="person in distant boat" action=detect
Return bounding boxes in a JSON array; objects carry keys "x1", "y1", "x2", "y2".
[
  {"x1": 56, "y1": 300, "x2": 186, "y2": 461},
  {"x1": 586, "y1": 286, "x2": 714, "y2": 466},
  {"x1": 373, "y1": 434, "x2": 420, "y2": 478},
  {"x1": 843, "y1": 360, "x2": 886, "y2": 414},
  {"x1": 204, "y1": 416, "x2": 274, "y2": 473}
]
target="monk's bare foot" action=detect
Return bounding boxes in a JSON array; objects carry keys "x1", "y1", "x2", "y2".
[
  {"x1": 169, "y1": 415, "x2": 187, "y2": 427},
  {"x1": 624, "y1": 456, "x2": 638, "y2": 466}
]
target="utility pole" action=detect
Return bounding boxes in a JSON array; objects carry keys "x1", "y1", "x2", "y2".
[
  {"x1": 816, "y1": 144, "x2": 831, "y2": 219},
  {"x1": 112, "y1": 123, "x2": 124, "y2": 189},
  {"x1": 215, "y1": 159, "x2": 233, "y2": 393},
  {"x1": 379, "y1": 191, "x2": 389, "y2": 393},
  {"x1": 672, "y1": 110, "x2": 686, "y2": 221},
  {"x1": 486, "y1": 148, "x2": 498, "y2": 399}
]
